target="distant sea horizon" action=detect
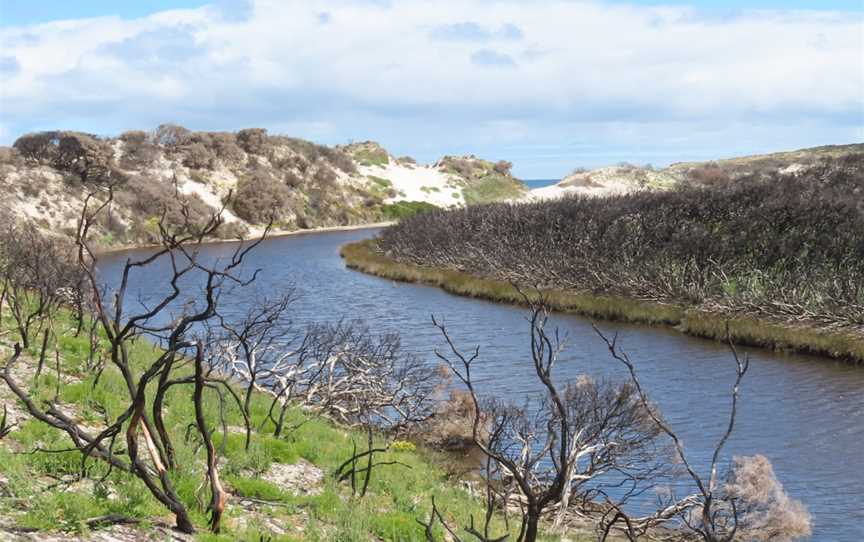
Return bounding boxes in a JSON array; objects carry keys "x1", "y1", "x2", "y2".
[{"x1": 522, "y1": 179, "x2": 559, "y2": 190}]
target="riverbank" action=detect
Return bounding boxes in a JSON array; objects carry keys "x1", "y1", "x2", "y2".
[
  {"x1": 341, "y1": 239, "x2": 864, "y2": 365},
  {"x1": 94, "y1": 220, "x2": 395, "y2": 255},
  {"x1": 0, "y1": 303, "x2": 598, "y2": 541}
]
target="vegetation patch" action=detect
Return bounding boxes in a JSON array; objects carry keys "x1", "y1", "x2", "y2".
[
  {"x1": 349, "y1": 145, "x2": 390, "y2": 167},
  {"x1": 380, "y1": 201, "x2": 439, "y2": 221},
  {"x1": 341, "y1": 239, "x2": 864, "y2": 364},
  {"x1": 379, "y1": 154, "x2": 864, "y2": 345},
  {"x1": 461, "y1": 174, "x2": 526, "y2": 204},
  {"x1": 436, "y1": 155, "x2": 527, "y2": 204},
  {"x1": 368, "y1": 175, "x2": 392, "y2": 188}
]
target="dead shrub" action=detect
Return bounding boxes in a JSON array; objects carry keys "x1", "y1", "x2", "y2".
[
  {"x1": 422, "y1": 389, "x2": 481, "y2": 450},
  {"x1": 724, "y1": 454, "x2": 812, "y2": 542}
]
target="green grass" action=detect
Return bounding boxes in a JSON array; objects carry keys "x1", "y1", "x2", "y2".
[
  {"x1": 340, "y1": 239, "x2": 864, "y2": 364},
  {"x1": 461, "y1": 175, "x2": 527, "y2": 205},
  {"x1": 380, "y1": 201, "x2": 439, "y2": 221},
  {"x1": 0, "y1": 300, "x2": 584, "y2": 540},
  {"x1": 353, "y1": 148, "x2": 390, "y2": 167},
  {"x1": 368, "y1": 176, "x2": 392, "y2": 188}
]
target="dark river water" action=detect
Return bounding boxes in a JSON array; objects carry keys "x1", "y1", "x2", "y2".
[{"x1": 98, "y1": 228, "x2": 864, "y2": 542}]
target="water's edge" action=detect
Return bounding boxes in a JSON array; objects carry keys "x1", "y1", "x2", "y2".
[
  {"x1": 97, "y1": 227, "x2": 864, "y2": 541},
  {"x1": 341, "y1": 238, "x2": 864, "y2": 365}
]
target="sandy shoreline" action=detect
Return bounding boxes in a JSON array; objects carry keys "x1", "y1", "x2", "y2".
[{"x1": 95, "y1": 221, "x2": 394, "y2": 255}]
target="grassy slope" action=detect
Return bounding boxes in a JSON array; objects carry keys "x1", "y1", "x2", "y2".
[
  {"x1": 461, "y1": 174, "x2": 526, "y2": 205},
  {"x1": 0, "y1": 306, "x2": 579, "y2": 541},
  {"x1": 341, "y1": 240, "x2": 864, "y2": 364}
]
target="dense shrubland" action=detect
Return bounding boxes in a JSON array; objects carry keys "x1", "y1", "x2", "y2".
[
  {"x1": 1, "y1": 125, "x2": 536, "y2": 247},
  {"x1": 1, "y1": 126, "x2": 410, "y2": 246},
  {"x1": 379, "y1": 155, "x2": 864, "y2": 333}
]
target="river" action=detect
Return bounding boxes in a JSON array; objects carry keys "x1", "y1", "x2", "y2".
[{"x1": 98, "y1": 228, "x2": 864, "y2": 542}]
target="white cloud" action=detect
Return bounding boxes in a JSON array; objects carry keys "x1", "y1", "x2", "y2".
[{"x1": 0, "y1": 0, "x2": 861, "y2": 175}]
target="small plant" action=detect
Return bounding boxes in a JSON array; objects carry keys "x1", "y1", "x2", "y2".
[
  {"x1": 0, "y1": 404, "x2": 16, "y2": 439},
  {"x1": 368, "y1": 176, "x2": 392, "y2": 188},
  {"x1": 390, "y1": 440, "x2": 415, "y2": 452}
]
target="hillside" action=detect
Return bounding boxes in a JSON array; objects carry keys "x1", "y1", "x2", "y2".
[
  {"x1": 531, "y1": 142, "x2": 864, "y2": 200},
  {"x1": 0, "y1": 127, "x2": 527, "y2": 247}
]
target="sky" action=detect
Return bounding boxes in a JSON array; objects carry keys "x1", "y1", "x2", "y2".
[{"x1": 0, "y1": 1, "x2": 862, "y2": 177}]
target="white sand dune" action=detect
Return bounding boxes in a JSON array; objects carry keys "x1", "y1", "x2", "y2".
[{"x1": 359, "y1": 162, "x2": 464, "y2": 207}]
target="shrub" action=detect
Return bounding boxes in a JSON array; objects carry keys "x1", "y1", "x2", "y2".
[
  {"x1": 232, "y1": 170, "x2": 292, "y2": 224},
  {"x1": 724, "y1": 455, "x2": 812, "y2": 541},
  {"x1": 119, "y1": 131, "x2": 159, "y2": 169},
  {"x1": 282, "y1": 137, "x2": 357, "y2": 174},
  {"x1": 439, "y1": 156, "x2": 474, "y2": 179},
  {"x1": 13, "y1": 131, "x2": 61, "y2": 163},
  {"x1": 237, "y1": 128, "x2": 269, "y2": 155},
  {"x1": 180, "y1": 142, "x2": 215, "y2": 170},
  {"x1": 686, "y1": 162, "x2": 732, "y2": 186},
  {"x1": 153, "y1": 123, "x2": 191, "y2": 147},
  {"x1": 117, "y1": 176, "x2": 216, "y2": 240},
  {"x1": 419, "y1": 389, "x2": 477, "y2": 450},
  {"x1": 493, "y1": 160, "x2": 513, "y2": 175},
  {"x1": 205, "y1": 132, "x2": 245, "y2": 164},
  {"x1": 54, "y1": 132, "x2": 120, "y2": 185}
]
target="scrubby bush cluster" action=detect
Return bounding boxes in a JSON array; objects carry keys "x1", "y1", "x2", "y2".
[
  {"x1": 13, "y1": 131, "x2": 124, "y2": 185},
  {"x1": 231, "y1": 168, "x2": 295, "y2": 225},
  {"x1": 380, "y1": 155, "x2": 864, "y2": 329},
  {"x1": 436, "y1": 155, "x2": 527, "y2": 204},
  {"x1": 684, "y1": 162, "x2": 732, "y2": 186},
  {"x1": 280, "y1": 136, "x2": 356, "y2": 174},
  {"x1": 9, "y1": 125, "x2": 380, "y2": 243},
  {"x1": 113, "y1": 175, "x2": 226, "y2": 241}
]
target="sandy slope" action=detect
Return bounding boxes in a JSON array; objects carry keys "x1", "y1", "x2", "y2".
[
  {"x1": 528, "y1": 165, "x2": 676, "y2": 201},
  {"x1": 359, "y1": 162, "x2": 465, "y2": 207}
]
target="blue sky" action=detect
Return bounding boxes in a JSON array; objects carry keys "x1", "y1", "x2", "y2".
[
  {"x1": 0, "y1": 1, "x2": 212, "y2": 26},
  {"x1": 0, "y1": 0, "x2": 862, "y2": 177},
  {"x1": 1, "y1": 0, "x2": 862, "y2": 26}
]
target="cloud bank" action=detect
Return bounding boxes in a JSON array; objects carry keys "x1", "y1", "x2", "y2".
[{"x1": 1, "y1": 0, "x2": 861, "y2": 176}]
